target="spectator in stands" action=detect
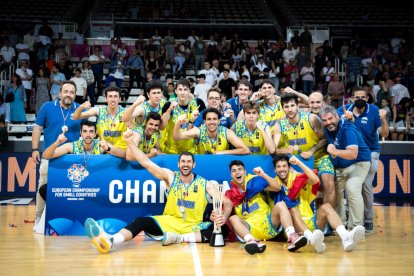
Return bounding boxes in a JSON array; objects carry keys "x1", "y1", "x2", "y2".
[
  {"x1": 255, "y1": 55, "x2": 268, "y2": 73},
  {"x1": 391, "y1": 75, "x2": 410, "y2": 107},
  {"x1": 0, "y1": 39, "x2": 16, "y2": 72},
  {"x1": 300, "y1": 58, "x2": 315, "y2": 96},
  {"x1": 59, "y1": 53, "x2": 74, "y2": 80},
  {"x1": 73, "y1": 27, "x2": 85, "y2": 45},
  {"x1": 392, "y1": 97, "x2": 411, "y2": 141},
  {"x1": 164, "y1": 29, "x2": 176, "y2": 64},
  {"x1": 360, "y1": 50, "x2": 372, "y2": 85},
  {"x1": 127, "y1": 48, "x2": 144, "y2": 92},
  {"x1": 145, "y1": 50, "x2": 159, "y2": 79},
  {"x1": 321, "y1": 60, "x2": 336, "y2": 95},
  {"x1": 338, "y1": 87, "x2": 389, "y2": 233},
  {"x1": 198, "y1": 60, "x2": 218, "y2": 87},
  {"x1": 173, "y1": 108, "x2": 249, "y2": 155},
  {"x1": 194, "y1": 74, "x2": 211, "y2": 106},
  {"x1": 282, "y1": 42, "x2": 298, "y2": 65},
  {"x1": 71, "y1": 68, "x2": 87, "y2": 104},
  {"x1": 321, "y1": 105, "x2": 371, "y2": 230},
  {"x1": 15, "y1": 36, "x2": 30, "y2": 63},
  {"x1": 299, "y1": 26, "x2": 313, "y2": 54},
  {"x1": 232, "y1": 100, "x2": 275, "y2": 155},
  {"x1": 313, "y1": 47, "x2": 328, "y2": 91},
  {"x1": 327, "y1": 73, "x2": 345, "y2": 108},
  {"x1": 6, "y1": 74, "x2": 26, "y2": 123},
  {"x1": 50, "y1": 64, "x2": 66, "y2": 101},
  {"x1": 89, "y1": 46, "x2": 105, "y2": 99},
  {"x1": 295, "y1": 46, "x2": 311, "y2": 74},
  {"x1": 193, "y1": 36, "x2": 206, "y2": 72},
  {"x1": 117, "y1": 43, "x2": 129, "y2": 61},
  {"x1": 35, "y1": 68, "x2": 50, "y2": 114},
  {"x1": 218, "y1": 69, "x2": 236, "y2": 100},
  {"x1": 81, "y1": 61, "x2": 95, "y2": 106},
  {"x1": 283, "y1": 58, "x2": 298, "y2": 89},
  {"x1": 390, "y1": 31, "x2": 405, "y2": 55},
  {"x1": 54, "y1": 32, "x2": 67, "y2": 61},
  {"x1": 15, "y1": 60, "x2": 34, "y2": 112},
  {"x1": 346, "y1": 48, "x2": 362, "y2": 91},
  {"x1": 23, "y1": 29, "x2": 36, "y2": 63},
  {"x1": 32, "y1": 81, "x2": 81, "y2": 232},
  {"x1": 38, "y1": 19, "x2": 53, "y2": 39},
  {"x1": 322, "y1": 40, "x2": 333, "y2": 62},
  {"x1": 106, "y1": 52, "x2": 126, "y2": 89},
  {"x1": 36, "y1": 31, "x2": 52, "y2": 62},
  {"x1": 0, "y1": 94, "x2": 10, "y2": 125},
  {"x1": 375, "y1": 80, "x2": 393, "y2": 109}
]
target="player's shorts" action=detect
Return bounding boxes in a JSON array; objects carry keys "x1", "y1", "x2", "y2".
[
  {"x1": 243, "y1": 212, "x2": 282, "y2": 241},
  {"x1": 315, "y1": 155, "x2": 334, "y2": 177},
  {"x1": 302, "y1": 215, "x2": 317, "y2": 232}
]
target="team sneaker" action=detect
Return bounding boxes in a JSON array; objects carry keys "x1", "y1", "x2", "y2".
[
  {"x1": 84, "y1": 218, "x2": 113, "y2": 254},
  {"x1": 309, "y1": 229, "x2": 326, "y2": 253},
  {"x1": 33, "y1": 217, "x2": 40, "y2": 233},
  {"x1": 244, "y1": 239, "x2": 267, "y2": 255},
  {"x1": 342, "y1": 225, "x2": 365, "y2": 252},
  {"x1": 287, "y1": 233, "x2": 308, "y2": 252},
  {"x1": 162, "y1": 232, "x2": 184, "y2": 246}
]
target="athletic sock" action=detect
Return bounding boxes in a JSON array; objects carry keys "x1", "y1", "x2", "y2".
[
  {"x1": 336, "y1": 225, "x2": 348, "y2": 240},
  {"x1": 112, "y1": 233, "x2": 125, "y2": 247},
  {"x1": 182, "y1": 233, "x2": 196, "y2": 243},
  {"x1": 304, "y1": 230, "x2": 313, "y2": 240},
  {"x1": 285, "y1": 226, "x2": 295, "y2": 237},
  {"x1": 244, "y1": 234, "x2": 254, "y2": 242}
]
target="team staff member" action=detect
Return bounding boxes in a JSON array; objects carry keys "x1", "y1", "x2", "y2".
[
  {"x1": 337, "y1": 87, "x2": 389, "y2": 232},
  {"x1": 32, "y1": 80, "x2": 81, "y2": 232},
  {"x1": 321, "y1": 105, "x2": 371, "y2": 229}
]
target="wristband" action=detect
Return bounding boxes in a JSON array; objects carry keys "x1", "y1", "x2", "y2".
[
  {"x1": 106, "y1": 146, "x2": 111, "y2": 152},
  {"x1": 32, "y1": 148, "x2": 39, "y2": 152}
]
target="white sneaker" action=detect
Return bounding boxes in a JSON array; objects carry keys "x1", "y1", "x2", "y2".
[
  {"x1": 309, "y1": 229, "x2": 326, "y2": 253},
  {"x1": 342, "y1": 225, "x2": 365, "y2": 252},
  {"x1": 162, "y1": 232, "x2": 184, "y2": 246},
  {"x1": 33, "y1": 217, "x2": 40, "y2": 233},
  {"x1": 84, "y1": 218, "x2": 113, "y2": 254}
]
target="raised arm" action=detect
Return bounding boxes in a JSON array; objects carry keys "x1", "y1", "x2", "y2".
[
  {"x1": 289, "y1": 155, "x2": 319, "y2": 185},
  {"x1": 72, "y1": 101, "x2": 98, "y2": 120},
  {"x1": 160, "y1": 101, "x2": 177, "y2": 130},
  {"x1": 99, "y1": 139, "x2": 126, "y2": 158},
  {"x1": 252, "y1": 166, "x2": 281, "y2": 192},
  {"x1": 206, "y1": 181, "x2": 233, "y2": 223},
  {"x1": 172, "y1": 114, "x2": 200, "y2": 141},
  {"x1": 217, "y1": 129, "x2": 250, "y2": 155},
  {"x1": 274, "y1": 122, "x2": 294, "y2": 155},
  {"x1": 284, "y1": 86, "x2": 309, "y2": 105},
  {"x1": 124, "y1": 130, "x2": 174, "y2": 186},
  {"x1": 122, "y1": 95, "x2": 146, "y2": 124},
  {"x1": 42, "y1": 133, "x2": 72, "y2": 159}
]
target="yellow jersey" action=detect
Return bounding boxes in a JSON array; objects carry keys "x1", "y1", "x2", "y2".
[
  {"x1": 133, "y1": 126, "x2": 160, "y2": 154},
  {"x1": 196, "y1": 125, "x2": 229, "y2": 154},
  {"x1": 258, "y1": 99, "x2": 285, "y2": 132},
  {"x1": 278, "y1": 112, "x2": 326, "y2": 160},
  {"x1": 152, "y1": 172, "x2": 211, "y2": 233},
  {"x1": 162, "y1": 99, "x2": 198, "y2": 154},
  {"x1": 72, "y1": 139, "x2": 101, "y2": 155},
  {"x1": 96, "y1": 106, "x2": 127, "y2": 150},
  {"x1": 233, "y1": 119, "x2": 269, "y2": 154}
]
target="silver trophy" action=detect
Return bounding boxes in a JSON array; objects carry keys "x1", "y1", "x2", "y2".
[{"x1": 210, "y1": 183, "x2": 225, "y2": 247}]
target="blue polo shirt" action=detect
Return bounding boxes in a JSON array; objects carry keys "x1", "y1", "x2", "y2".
[
  {"x1": 226, "y1": 97, "x2": 244, "y2": 119},
  {"x1": 194, "y1": 109, "x2": 233, "y2": 128},
  {"x1": 324, "y1": 118, "x2": 371, "y2": 168},
  {"x1": 337, "y1": 103, "x2": 381, "y2": 152},
  {"x1": 35, "y1": 100, "x2": 81, "y2": 150}
]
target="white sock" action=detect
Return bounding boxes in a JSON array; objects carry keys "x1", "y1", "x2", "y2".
[
  {"x1": 244, "y1": 234, "x2": 254, "y2": 242},
  {"x1": 181, "y1": 233, "x2": 196, "y2": 243},
  {"x1": 336, "y1": 225, "x2": 348, "y2": 240},
  {"x1": 285, "y1": 226, "x2": 295, "y2": 237},
  {"x1": 112, "y1": 233, "x2": 125, "y2": 247},
  {"x1": 304, "y1": 230, "x2": 313, "y2": 240}
]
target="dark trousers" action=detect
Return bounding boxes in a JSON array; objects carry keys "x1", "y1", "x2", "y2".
[{"x1": 129, "y1": 69, "x2": 143, "y2": 90}]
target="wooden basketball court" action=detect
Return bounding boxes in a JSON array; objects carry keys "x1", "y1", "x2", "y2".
[{"x1": 1, "y1": 203, "x2": 413, "y2": 275}]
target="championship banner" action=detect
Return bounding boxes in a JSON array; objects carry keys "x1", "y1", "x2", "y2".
[{"x1": 45, "y1": 154, "x2": 313, "y2": 236}]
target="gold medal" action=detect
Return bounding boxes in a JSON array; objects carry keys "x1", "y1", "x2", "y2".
[
  {"x1": 242, "y1": 211, "x2": 249, "y2": 218},
  {"x1": 179, "y1": 206, "x2": 185, "y2": 213},
  {"x1": 293, "y1": 145, "x2": 299, "y2": 151}
]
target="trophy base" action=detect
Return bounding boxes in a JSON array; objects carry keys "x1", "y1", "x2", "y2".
[{"x1": 209, "y1": 231, "x2": 225, "y2": 247}]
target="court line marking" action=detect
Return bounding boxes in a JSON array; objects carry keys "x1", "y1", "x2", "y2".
[{"x1": 191, "y1": 243, "x2": 203, "y2": 276}]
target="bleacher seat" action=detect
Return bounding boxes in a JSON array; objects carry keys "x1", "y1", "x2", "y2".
[{"x1": 129, "y1": 88, "x2": 142, "y2": 96}]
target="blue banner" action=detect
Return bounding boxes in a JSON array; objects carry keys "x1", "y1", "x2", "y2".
[{"x1": 45, "y1": 154, "x2": 296, "y2": 236}]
